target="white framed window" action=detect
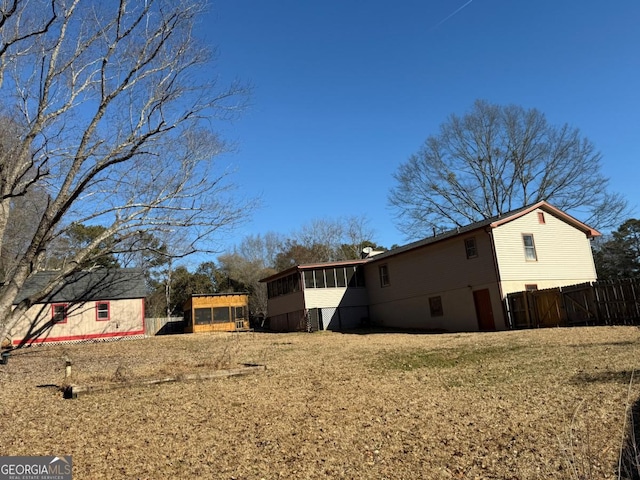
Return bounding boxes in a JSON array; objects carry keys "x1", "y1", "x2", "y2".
[
  {"x1": 464, "y1": 237, "x2": 478, "y2": 259},
  {"x1": 379, "y1": 265, "x2": 390, "y2": 287},
  {"x1": 523, "y1": 234, "x2": 537, "y2": 261},
  {"x1": 96, "y1": 302, "x2": 110, "y2": 321}
]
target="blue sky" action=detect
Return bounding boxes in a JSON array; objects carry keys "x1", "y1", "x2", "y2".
[{"x1": 200, "y1": 0, "x2": 640, "y2": 252}]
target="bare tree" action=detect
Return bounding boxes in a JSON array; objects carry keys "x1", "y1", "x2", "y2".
[
  {"x1": 293, "y1": 216, "x2": 376, "y2": 262},
  {"x1": 339, "y1": 216, "x2": 378, "y2": 260},
  {"x1": 216, "y1": 233, "x2": 284, "y2": 318},
  {"x1": 389, "y1": 100, "x2": 628, "y2": 239},
  {"x1": 0, "y1": 0, "x2": 251, "y2": 345},
  {"x1": 217, "y1": 253, "x2": 274, "y2": 319},
  {"x1": 236, "y1": 232, "x2": 284, "y2": 269}
]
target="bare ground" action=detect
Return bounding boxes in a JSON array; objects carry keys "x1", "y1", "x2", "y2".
[{"x1": 2, "y1": 326, "x2": 640, "y2": 479}]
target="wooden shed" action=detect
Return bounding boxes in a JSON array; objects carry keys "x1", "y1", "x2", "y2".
[{"x1": 183, "y1": 293, "x2": 250, "y2": 333}]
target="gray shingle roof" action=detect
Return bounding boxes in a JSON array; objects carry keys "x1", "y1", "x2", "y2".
[
  {"x1": 13, "y1": 269, "x2": 147, "y2": 304},
  {"x1": 365, "y1": 201, "x2": 598, "y2": 264},
  {"x1": 258, "y1": 202, "x2": 600, "y2": 282}
]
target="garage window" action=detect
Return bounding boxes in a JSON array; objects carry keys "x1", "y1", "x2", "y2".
[
  {"x1": 52, "y1": 303, "x2": 68, "y2": 324},
  {"x1": 96, "y1": 302, "x2": 110, "y2": 321}
]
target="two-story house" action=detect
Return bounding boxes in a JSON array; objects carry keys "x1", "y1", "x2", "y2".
[{"x1": 260, "y1": 202, "x2": 600, "y2": 332}]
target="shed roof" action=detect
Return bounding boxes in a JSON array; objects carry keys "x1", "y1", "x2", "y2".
[
  {"x1": 13, "y1": 269, "x2": 147, "y2": 304},
  {"x1": 259, "y1": 202, "x2": 600, "y2": 282}
]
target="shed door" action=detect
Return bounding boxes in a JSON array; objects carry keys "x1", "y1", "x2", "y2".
[{"x1": 473, "y1": 289, "x2": 496, "y2": 331}]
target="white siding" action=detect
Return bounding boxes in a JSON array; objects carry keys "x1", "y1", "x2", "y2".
[
  {"x1": 304, "y1": 287, "x2": 368, "y2": 309},
  {"x1": 492, "y1": 208, "x2": 597, "y2": 295},
  {"x1": 305, "y1": 287, "x2": 369, "y2": 330}
]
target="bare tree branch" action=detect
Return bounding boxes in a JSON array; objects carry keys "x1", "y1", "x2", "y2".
[
  {"x1": 0, "y1": 0, "x2": 252, "y2": 346},
  {"x1": 389, "y1": 99, "x2": 628, "y2": 240}
]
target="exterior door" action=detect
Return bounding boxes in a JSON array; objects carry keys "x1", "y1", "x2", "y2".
[{"x1": 473, "y1": 289, "x2": 496, "y2": 331}]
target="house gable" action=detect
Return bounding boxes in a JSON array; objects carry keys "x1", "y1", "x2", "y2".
[{"x1": 491, "y1": 206, "x2": 598, "y2": 295}]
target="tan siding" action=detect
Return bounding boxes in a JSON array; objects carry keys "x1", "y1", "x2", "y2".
[
  {"x1": 267, "y1": 291, "x2": 305, "y2": 317},
  {"x1": 10, "y1": 298, "x2": 144, "y2": 344},
  {"x1": 492, "y1": 208, "x2": 597, "y2": 295},
  {"x1": 368, "y1": 283, "x2": 505, "y2": 332},
  {"x1": 366, "y1": 232, "x2": 504, "y2": 331}
]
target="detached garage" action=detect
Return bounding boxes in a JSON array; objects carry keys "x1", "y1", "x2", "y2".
[{"x1": 8, "y1": 269, "x2": 146, "y2": 347}]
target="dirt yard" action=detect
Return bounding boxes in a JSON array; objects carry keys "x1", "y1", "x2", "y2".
[{"x1": 2, "y1": 326, "x2": 640, "y2": 479}]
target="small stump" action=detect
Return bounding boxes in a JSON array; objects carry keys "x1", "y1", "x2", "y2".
[{"x1": 0, "y1": 351, "x2": 10, "y2": 365}]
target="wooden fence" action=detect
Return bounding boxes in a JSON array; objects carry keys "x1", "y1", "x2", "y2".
[
  {"x1": 144, "y1": 317, "x2": 185, "y2": 336},
  {"x1": 506, "y1": 279, "x2": 640, "y2": 329}
]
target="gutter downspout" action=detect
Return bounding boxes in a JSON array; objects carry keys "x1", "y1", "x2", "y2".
[{"x1": 487, "y1": 227, "x2": 509, "y2": 329}]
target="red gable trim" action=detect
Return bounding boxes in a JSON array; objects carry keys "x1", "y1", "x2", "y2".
[{"x1": 13, "y1": 329, "x2": 145, "y2": 346}]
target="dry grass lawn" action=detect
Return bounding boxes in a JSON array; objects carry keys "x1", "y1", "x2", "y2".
[{"x1": 2, "y1": 326, "x2": 640, "y2": 479}]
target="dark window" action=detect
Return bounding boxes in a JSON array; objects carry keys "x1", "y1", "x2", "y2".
[
  {"x1": 235, "y1": 306, "x2": 245, "y2": 319},
  {"x1": 270, "y1": 273, "x2": 301, "y2": 297},
  {"x1": 304, "y1": 270, "x2": 314, "y2": 289},
  {"x1": 523, "y1": 234, "x2": 538, "y2": 261},
  {"x1": 429, "y1": 296, "x2": 443, "y2": 317},
  {"x1": 355, "y1": 266, "x2": 365, "y2": 287},
  {"x1": 52, "y1": 304, "x2": 68, "y2": 324},
  {"x1": 96, "y1": 302, "x2": 110, "y2": 321},
  {"x1": 213, "y1": 307, "x2": 231, "y2": 323},
  {"x1": 314, "y1": 269, "x2": 326, "y2": 288},
  {"x1": 379, "y1": 265, "x2": 390, "y2": 287},
  {"x1": 465, "y1": 237, "x2": 478, "y2": 259},
  {"x1": 194, "y1": 308, "x2": 212, "y2": 325},
  {"x1": 325, "y1": 268, "x2": 336, "y2": 288},
  {"x1": 347, "y1": 266, "x2": 356, "y2": 287},
  {"x1": 336, "y1": 267, "x2": 347, "y2": 287}
]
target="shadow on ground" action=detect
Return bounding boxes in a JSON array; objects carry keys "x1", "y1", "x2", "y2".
[{"x1": 619, "y1": 395, "x2": 640, "y2": 480}]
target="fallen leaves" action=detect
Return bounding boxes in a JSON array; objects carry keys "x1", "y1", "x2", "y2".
[{"x1": 1, "y1": 327, "x2": 639, "y2": 479}]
